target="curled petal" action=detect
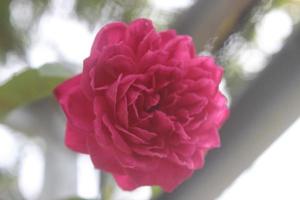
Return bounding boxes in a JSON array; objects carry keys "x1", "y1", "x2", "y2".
[
  {"x1": 159, "y1": 30, "x2": 177, "y2": 47},
  {"x1": 81, "y1": 57, "x2": 97, "y2": 99},
  {"x1": 91, "y1": 22, "x2": 127, "y2": 54},
  {"x1": 126, "y1": 18, "x2": 155, "y2": 51},
  {"x1": 191, "y1": 149, "x2": 207, "y2": 169},
  {"x1": 139, "y1": 50, "x2": 169, "y2": 72},
  {"x1": 102, "y1": 114, "x2": 132, "y2": 154},
  {"x1": 152, "y1": 111, "x2": 175, "y2": 134},
  {"x1": 194, "y1": 128, "x2": 221, "y2": 149},
  {"x1": 91, "y1": 44, "x2": 135, "y2": 88},
  {"x1": 137, "y1": 30, "x2": 160, "y2": 57},
  {"x1": 54, "y1": 18, "x2": 229, "y2": 193},
  {"x1": 164, "y1": 36, "x2": 196, "y2": 60},
  {"x1": 207, "y1": 92, "x2": 230, "y2": 128}
]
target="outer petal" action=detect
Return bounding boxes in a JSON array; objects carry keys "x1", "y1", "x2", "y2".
[
  {"x1": 54, "y1": 74, "x2": 94, "y2": 132},
  {"x1": 87, "y1": 135, "x2": 125, "y2": 174},
  {"x1": 191, "y1": 149, "x2": 207, "y2": 169},
  {"x1": 65, "y1": 121, "x2": 89, "y2": 154},
  {"x1": 159, "y1": 30, "x2": 177, "y2": 47},
  {"x1": 81, "y1": 56, "x2": 97, "y2": 99},
  {"x1": 207, "y1": 92, "x2": 230, "y2": 128},
  {"x1": 114, "y1": 160, "x2": 193, "y2": 192},
  {"x1": 91, "y1": 22, "x2": 128, "y2": 54},
  {"x1": 195, "y1": 128, "x2": 221, "y2": 149},
  {"x1": 137, "y1": 30, "x2": 160, "y2": 58},
  {"x1": 126, "y1": 18, "x2": 155, "y2": 51},
  {"x1": 163, "y1": 36, "x2": 196, "y2": 60}
]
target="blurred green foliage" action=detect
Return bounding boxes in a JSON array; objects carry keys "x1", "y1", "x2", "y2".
[
  {"x1": 0, "y1": 169, "x2": 23, "y2": 199},
  {"x1": 75, "y1": 0, "x2": 148, "y2": 26},
  {"x1": 0, "y1": 0, "x2": 150, "y2": 63},
  {"x1": 0, "y1": 63, "x2": 72, "y2": 118},
  {"x1": 0, "y1": 0, "x2": 24, "y2": 62},
  {"x1": 151, "y1": 186, "x2": 162, "y2": 199}
]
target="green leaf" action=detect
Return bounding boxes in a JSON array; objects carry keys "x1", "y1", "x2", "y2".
[
  {"x1": 0, "y1": 63, "x2": 73, "y2": 118},
  {"x1": 272, "y1": 0, "x2": 289, "y2": 7},
  {"x1": 151, "y1": 186, "x2": 162, "y2": 199}
]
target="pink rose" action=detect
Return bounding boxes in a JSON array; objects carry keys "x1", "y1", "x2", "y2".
[{"x1": 54, "y1": 18, "x2": 229, "y2": 192}]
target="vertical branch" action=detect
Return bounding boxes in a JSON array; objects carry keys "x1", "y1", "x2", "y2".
[{"x1": 100, "y1": 171, "x2": 115, "y2": 200}]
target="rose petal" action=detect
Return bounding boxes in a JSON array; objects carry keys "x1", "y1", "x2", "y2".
[
  {"x1": 163, "y1": 36, "x2": 196, "y2": 60},
  {"x1": 137, "y1": 30, "x2": 160, "y2": 57},
  {"x1": 152, "y1": 111, "x2": 175, "y2": 134},
  {"x1": 116, "y1": 125, "x2": 148, "y2": 144},
  {"x1": 91, "y1": 22, "x2": 127, "y2": 54},
  {"x1": 126, "y1": 18, "x2": 154, "y2": 51},
  {"x1": 191, "y1": 149, "x2": 207, "y2": 169},
  {"x1": 91, "y1": 44, "x2": 135, "y2": 88},
  {"x1": 193, "y1": 127, "x2": 221, "y2": 149},
  {"x1": 87, "y1": 135, "x2": 124, "y2": 174},
  {"x1": 114, "y1": 160, "x2": 193, "y2": 192},
  {"x1": 102, "y1": 114, "x2": 132, "y2": 154},
  {"x1": 118, "y1": 74, "x2": 141, "y2": 99},
  {"x1": 115, "y1": 148, "x2": 159, "y2": 170},
  {"x1": 81, "y1": 57, "x2": 97, "y2": 99},
  {"x1": 159, "y1": 30, "x2": 177, "y2": 47},
  {"x1": 54, "y1": 74, "x2": 94, "y2": 132},
  {"x1": 116, "y1": 97, "x2": 129, "y2": 128},
  {"x1": 102, "y1": 74, "x2": 122, "y2": 115},
  {"x1": 65, "y1": 122, "x2": 89, "y2": 154},
  {"x1": 130, "y1": 126, "x2": 157, "y2": 140}
]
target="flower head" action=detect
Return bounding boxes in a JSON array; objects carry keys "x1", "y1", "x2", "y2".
[{"x1": 54, "y1": 18, "x2": 229, "y2": 192}]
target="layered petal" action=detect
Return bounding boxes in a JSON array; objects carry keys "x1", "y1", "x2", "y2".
[
  {"x1": 87, "y1": 135, "x2": 124, "y2": 174},
  {"x1": 65, "y1": 121, "x2": 89, "y2": 154},
  {"x1": 91, "y1": 22, "x2": 127, "y2": 54},
  {"x1": 114, "y1": 160, "x2": 194, "y2": 192},
  {"x1": 54, "y1": 18, "x2": 229, "y2": 193}
]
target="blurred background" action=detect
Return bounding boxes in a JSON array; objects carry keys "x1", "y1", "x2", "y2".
[{"x1": 0, "y1": 0, "x2": 300, "y2": 199}]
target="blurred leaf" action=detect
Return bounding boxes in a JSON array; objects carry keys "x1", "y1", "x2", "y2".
[
  {"x1": 74, "y1": 0, "x2": 149, "y2": 28},
  {"x1": 0, "y1": 170, "x2": 23, "y2": 200},
  {"x1": 75, "y1": 0, "x2": 107, "y2": 26},
  {"x1": 0, "y1": 0, "x2": 24, "y2": 62},
  {"x1": 241, "y1": 22, "x2": 256, "y2": 41},
  {"x1": 0, "y1": 63, "x2": 73, "y2": 118},
  {"x1": 100, "y1": 172, "x2": 115, "y2": 200},
  {"x1": 115, "y1": 0, "x2": 149, "y2": 22},
  {"x1": 151, "y1": 186, "x2": 162, "y2": 199},
  {"x1": 273, "y1": 0, "x2": 290, "y2": 7},
  {"x1": 31, "y1": 0, "x2": 51, "y2": 21}
]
